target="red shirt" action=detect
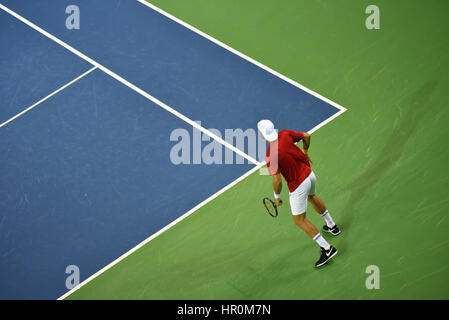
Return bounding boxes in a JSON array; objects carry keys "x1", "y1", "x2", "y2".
[{"x1": 266, "y1": 130, "x2": 312, "y2": 192}]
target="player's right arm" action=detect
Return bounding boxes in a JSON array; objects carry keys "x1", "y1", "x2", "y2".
[{"x1": 273, "y1": 173, "x2": 283, "y2": 206}]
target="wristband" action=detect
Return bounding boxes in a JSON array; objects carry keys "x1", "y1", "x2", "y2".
[{"x1": 274, "y1": 192, "x2": 281, "y2": 199}]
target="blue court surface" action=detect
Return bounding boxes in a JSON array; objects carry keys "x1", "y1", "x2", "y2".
[{"x1": 0, "y1": 0, "x2": 342, "y2": 299}]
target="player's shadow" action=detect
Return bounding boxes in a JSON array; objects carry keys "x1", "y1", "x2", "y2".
[
  {"x1": 161, "y1": 235, "x2": 314, "y2": 299},
  {"x1": 337, "y1": 80, "x2": 438, "y2": 252},
  {"x1": 223, "y1": 246, "x2": 320, "y2": 299}
]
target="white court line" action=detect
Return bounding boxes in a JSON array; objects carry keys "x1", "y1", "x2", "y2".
[
  {"x1": 0, "y1": 2, "x2": 260, "y2": 166},
  {"x1": 308, "y1": 108, "x2": 346, "y2": 134},
  {"x1": 0, "y1": 66, "x2": 97, "y2": 128},
  {"x1": 57, "y1": 163, "x2": 265, "y2": 300},
  {"x1": 137, "y1": 0, "x2": 348, "y2": 113}
]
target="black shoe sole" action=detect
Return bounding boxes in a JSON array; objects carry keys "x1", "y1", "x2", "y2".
[
  {"x1": 315, "y1": 249, "x2": 338, "y2": 267},
  {"x1": 323, "y1": 226, "x2": 341, "y2": 236}
]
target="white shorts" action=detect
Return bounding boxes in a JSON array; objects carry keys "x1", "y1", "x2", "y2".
[{"x1": 289, "y1": 171, "x2": 316, "y2": 215}]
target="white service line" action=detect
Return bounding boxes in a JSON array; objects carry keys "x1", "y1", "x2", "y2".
[
  {"x1": 137, "y1": 0, "x2": 348, "y2": 113},
  {"x1": 57, "y1": 162, "x2": 264, "y2": 300},
  {"x1": 0, "y1": 66, "x2": 97, "y2": 128},
  {"x1": 0, "y1": 3, "x2": 260, "y2": 165}
]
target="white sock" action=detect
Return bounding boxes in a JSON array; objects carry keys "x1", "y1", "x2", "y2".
[
  {"x1": 313, "y1": 233, "x2": 330, "y2": 250},
  {"x1": 321, "y1": 210, "x2": 336, "y2": 228}
]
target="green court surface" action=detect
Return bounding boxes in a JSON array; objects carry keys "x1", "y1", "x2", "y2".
[{"x1": 67, "y1": 0, "x2": 449, "y2": 299}]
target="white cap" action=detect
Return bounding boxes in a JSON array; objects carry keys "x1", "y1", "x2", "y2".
[{"x1": 257, "y1": 119, "x2": 278, "y2": 142}]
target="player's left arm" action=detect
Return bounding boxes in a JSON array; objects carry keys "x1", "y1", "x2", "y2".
[
  {"x1": 302, "y1": 132, "x2": 311, "y2": 155},
  {"x1": 273, "y1": 173, "x2": 283, "y2": 206},
  {"x1": 288, "y1": 130, "x2": 311, "y2": 154}
]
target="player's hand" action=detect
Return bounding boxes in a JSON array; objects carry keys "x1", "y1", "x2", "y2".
[
  {"x1": 304, "y1": 149, "x2": 312, "y2": 164},
  {"x1": 275, "y1": 199, "x2": 283, "y2": 206}
]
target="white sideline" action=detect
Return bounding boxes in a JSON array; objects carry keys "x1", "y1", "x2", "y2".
[
  {"x1": 57, "y1": 163, "x2": 265, "y2": 300},
  {"x1": 0, "y1": 3, "x2": 260, "y2": 165},
  {"x1": 0, "y1": 67, "x2": 97, "y2": 128}
]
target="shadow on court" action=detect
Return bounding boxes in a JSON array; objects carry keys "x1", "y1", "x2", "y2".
[
  {"x1": 144, "y1": 235, "x2": 314, "y2": 299},
  {"x1": 337, "y1": 80, "x2": 438, "y2": 252}
]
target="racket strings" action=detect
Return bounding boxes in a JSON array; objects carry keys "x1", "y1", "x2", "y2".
[{"x1": 263, "y1": 198, "x2": 277, "y2": 217}]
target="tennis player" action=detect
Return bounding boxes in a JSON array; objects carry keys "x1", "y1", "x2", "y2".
[{"x1": 258, "y1": 119, "x2": 340, "y2": 267}]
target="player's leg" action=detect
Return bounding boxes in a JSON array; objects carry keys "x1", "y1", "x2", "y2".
[
  {"x1": 308, "y1": 194, "x2": 327, "y2": 214},
  {"x1": 292, "y1": 213, "x2": 319, "y2": 238},
  {"x1": 292, "y1": 213, "x2": 338, "y2": 267},
  {"x1": 307, "y1": 172, "x2": 341, "y2": 235},
  {"x1": 289, "y1": 176, "x2": 337, "y2": 267}
]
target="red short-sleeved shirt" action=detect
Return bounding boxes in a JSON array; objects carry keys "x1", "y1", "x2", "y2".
[{"x1": 266, "y1": 130, "x2": 312, "y2": 192}]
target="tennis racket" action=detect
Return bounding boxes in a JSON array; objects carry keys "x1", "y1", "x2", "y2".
[{"x1": 263, "y1": 197, "x2": 278, "y2": 218}]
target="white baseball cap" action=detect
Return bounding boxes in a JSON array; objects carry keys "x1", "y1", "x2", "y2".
[{"x1": 257, "y1": 119, "x2": 278, "y2": 142}]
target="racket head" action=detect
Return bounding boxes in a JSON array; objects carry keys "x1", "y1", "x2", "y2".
[{"x1": 263, "y1": 197, "x2": 278, "y2": 217}]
